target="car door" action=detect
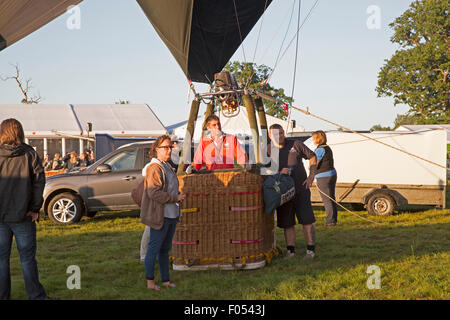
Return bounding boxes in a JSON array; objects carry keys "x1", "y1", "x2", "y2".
[{"x1": 85, "y1": 147, "x2": 141, "y2": 210}]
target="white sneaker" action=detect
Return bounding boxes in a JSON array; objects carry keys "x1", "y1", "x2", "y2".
[
  {"x1": 285, "y1": 250, "x2": 296, "y2": 259},
  {"x1": 304, "y1": 250, "x2": 315, "y2": 259}
]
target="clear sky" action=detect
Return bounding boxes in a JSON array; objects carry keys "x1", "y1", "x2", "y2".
[{"x1": 0, "y1": 0, "x2": 415, "y2": 131}]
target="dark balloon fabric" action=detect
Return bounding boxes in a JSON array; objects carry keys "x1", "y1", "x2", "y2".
[
  {"x1": 188, "y1": 0, "x2": 273, "y2": 83},
  {"x1": 1, "y1": 0, "x2": 272, "y2": 84},
  {"x1": 139, "y1": 0, "x2": 272, "y2": 83}
]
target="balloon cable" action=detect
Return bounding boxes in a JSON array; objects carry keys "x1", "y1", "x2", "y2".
[
  {"x1": 265, "y1": 0, "x2": 320, "y2": 87},
  {"x1": 247, "y1": 0, "x2": 296, "y2": 91},
  {"x1": 286, "y1": 0, "x2": 302, "y2": 134},
  {"x1": 244, "y1": 0, "x2": 271, "y2": 89},
  {"x1": 233, "y1": 0, "x2": 247, "y2": 62}
]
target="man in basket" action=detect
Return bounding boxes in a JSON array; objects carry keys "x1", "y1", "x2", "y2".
[{"x1": 190, "y1": 115, "x2": 248, "y2": 172}]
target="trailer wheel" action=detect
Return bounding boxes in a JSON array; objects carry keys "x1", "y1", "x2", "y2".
[{"x1": 367, "y1": 193, "x2": 395, "y2": 216}]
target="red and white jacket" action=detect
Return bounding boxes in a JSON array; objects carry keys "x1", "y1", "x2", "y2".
[{"x1": 192, "y1": 133, "x2": 248, "y2": 171}]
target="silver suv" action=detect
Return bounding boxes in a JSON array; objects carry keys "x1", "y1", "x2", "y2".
[{"x1": 42, "y1": 142, "x2": 155, "y2": 224}]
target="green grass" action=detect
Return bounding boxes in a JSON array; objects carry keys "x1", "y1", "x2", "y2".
[{"x1": 7, "y1": 206, "x2": 450, "y2": 300}]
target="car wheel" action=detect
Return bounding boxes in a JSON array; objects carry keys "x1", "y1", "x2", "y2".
[
  {"x1": 47, "y1": 193, "x2": 83, "y2": 224},
  {"x1": 367, "y1": 192, "x2": 395, "y2": 216}
]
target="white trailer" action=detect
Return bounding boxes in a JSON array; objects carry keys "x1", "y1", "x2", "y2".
[{"x1": 303, "y1": 129, "x2": 448, "y2": 216}]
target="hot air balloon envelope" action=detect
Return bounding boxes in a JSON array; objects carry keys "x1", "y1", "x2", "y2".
[{"x1": 137, "y1": 0, "x2": 272, "y2": 83}]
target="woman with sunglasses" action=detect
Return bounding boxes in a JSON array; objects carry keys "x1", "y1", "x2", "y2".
[{"x1": 140, "y1": 135, "x2": 186, "y2": 291}]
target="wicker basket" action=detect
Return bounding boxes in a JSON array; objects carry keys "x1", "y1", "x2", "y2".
[{"x1": 172, "y1": 170, "x2": 278, "y2": 270}]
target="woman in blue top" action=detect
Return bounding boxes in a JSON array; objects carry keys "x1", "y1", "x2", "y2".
[{"x1": 312, "y1": 131, "x2": 338, "y2": 226}]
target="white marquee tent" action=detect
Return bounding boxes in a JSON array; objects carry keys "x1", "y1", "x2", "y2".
[{"x1": 0, "y1": 104, "x2": 167, "y2": 158}]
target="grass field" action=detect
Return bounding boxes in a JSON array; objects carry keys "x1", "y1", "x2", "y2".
[{"x1": 7, "y1": 203, "x2": 450, "y2": 300}]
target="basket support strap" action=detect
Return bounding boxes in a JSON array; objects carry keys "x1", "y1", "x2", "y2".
[
  {"x1": 230, "y1": 205, "x2": 263, "y2": 211},
  {"x1": 172, "y1": 240, "x2": 199, "y2": 245},
  {"x1": 230, "y1": 237, "x2": 264, "y2": 244}
]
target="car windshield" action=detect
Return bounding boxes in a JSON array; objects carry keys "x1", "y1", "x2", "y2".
[{"x1": 104, "y1": 149, "x2": 138, "y2": 171}]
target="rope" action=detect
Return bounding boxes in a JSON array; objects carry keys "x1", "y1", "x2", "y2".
[
  {"x1": 328, "y1": 129, "x2": 439, "y2": 146},
  {"x1": 252, "y1": 89, "x2": 448, "y2": 171},
  {"x1": 288, "y1": 104, "x2": 449, "y2": 171},
  {"x1": 315, "y1": 183, "x2": 382, "y2": 225}
]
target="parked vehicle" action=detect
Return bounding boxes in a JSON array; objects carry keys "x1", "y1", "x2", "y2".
[
  {"x1": 303, "y1": 129, "x2": 448, "y2": 216},
  {"x1": 42, "y1": 141, "x2": 155, "y2": 224}
]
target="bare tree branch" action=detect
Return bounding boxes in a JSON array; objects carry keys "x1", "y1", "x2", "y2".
[{"x1": 1, "y1": 63, "x2": 43, "y2": 104}]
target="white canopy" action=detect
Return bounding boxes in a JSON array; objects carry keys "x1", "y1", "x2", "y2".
[
  {"x1": 0, "y1": 104, "x2": 81, "y2": 136},
  {"x1": 71, "y1": 104, "x2": 167, "y2": 136},
  {"x1": 0, "y1": 104, "x2": 167, "y2": 137}
]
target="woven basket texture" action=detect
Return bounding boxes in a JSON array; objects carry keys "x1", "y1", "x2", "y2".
[{"x1": 173, "y1": 170, "x2": 275, "y2": 266}]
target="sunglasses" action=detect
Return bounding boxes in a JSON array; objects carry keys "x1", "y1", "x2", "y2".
[{"x1": 157, "y1": 146, "x2": 173, "y2": 149}]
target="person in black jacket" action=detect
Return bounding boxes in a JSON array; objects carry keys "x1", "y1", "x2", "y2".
[
  {"x1": 0, "y1": 118, "x2": 49, "y2": 300},
  {"x1": 312, "y1": 130, "x2": 338, "y2": 226}
]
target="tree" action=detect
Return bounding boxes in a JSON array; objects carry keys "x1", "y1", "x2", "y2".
[
  {"x1": 223, "y1": 61, "x2": 292, "y2": 120},
  {"x1": 376, "y1": 0, "x2": 449, "y2": 122},
  {"x1": 392, "y1": 112, "x2": 449, "y2": 128},
  {"x1": 115, "y1": 100, "x2": 130, "y2": 104},
  {"x1": 370, "y1": 124, "x2": 392, "y2": 132},
  {"x1": 1, "y1": 63, "x2": 42, "y2": 104}
]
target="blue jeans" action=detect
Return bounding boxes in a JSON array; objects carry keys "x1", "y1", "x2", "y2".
[
  {"x1": 144, "y1": 218, "x2": 178, "y2": 283},
  {"x1": 0, "y1": 221, "x2": 47, "y2": 300}
]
